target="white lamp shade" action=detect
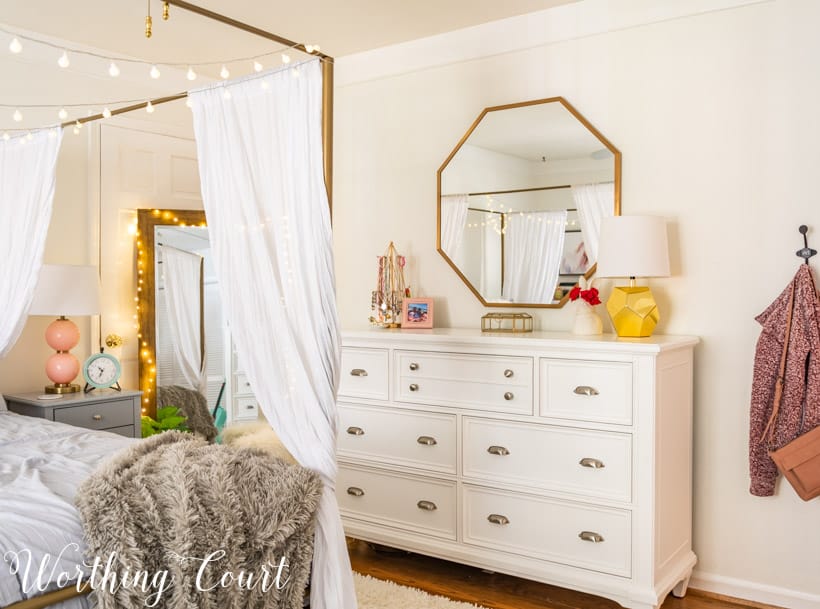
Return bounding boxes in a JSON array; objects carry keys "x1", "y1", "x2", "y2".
[
  {"x1": 596, "y1": 215, "x2": 671, "y2": 279},
  {"x1": 29, "y1": 264, "x2": 101, "y2": 316}
]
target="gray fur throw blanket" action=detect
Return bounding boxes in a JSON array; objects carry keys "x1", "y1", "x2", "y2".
[
  {"x1": 156, "y1": 385, "x2": 219, "y2": 442},
  {"x1": 75, "y1": 431, "x2": 322, "y2": 609}
]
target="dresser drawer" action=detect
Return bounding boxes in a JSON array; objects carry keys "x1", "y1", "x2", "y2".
[
  {"x1": 339, "y1": 403, "x2": 456, "y2": 474},
  {"x1": 463, "y1": 486, "x2": 631, "y2": 577},
  {"x1": 396, "y1": 351, "x2": 532, "y2": 415},
  {"x1": 53, "y1": 399, "x2": 134, "y2": 430},
  {"x1": 234, "y1": 372, "x2": 253, "y2": 395},
  {"x1": 540, "y1": 359, "x2": 633, "y2": 425},
  {"x1": 234, "y1": 396, "x2": 259, "y2": 420},
  {"x1": 338, "y1": 465, "x2": 456, "y2": 540},
  {"x1": 463, "y1": 418, "x2": 632, "y2": 502},
  {"x1": 338, "y1": 348, "x2": 389, "y2": 401}
]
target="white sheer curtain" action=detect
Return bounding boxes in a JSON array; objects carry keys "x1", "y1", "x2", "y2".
[
  {"x1": 158, "y1": 245, "x2": 205, "y2": 393},
  {"x1": 440, "y1": 194, "x2": 469, "y2": 263},
  {"x1": 0, "y1": 129, "x2": 63, "y2": 361},
  {"x1": 572, "y1": 182, "x2": 614, "y2": 265},
  {"x1": 189, "y1": 60, "x2": 356, "y2": 609},
  {"x1": 502, "y1": 210, "x2": 567, "y2": 303}
]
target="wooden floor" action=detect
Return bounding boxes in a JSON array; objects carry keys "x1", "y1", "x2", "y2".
[{"x1": 347, "y1": 539, "x2": 769, "y2": 609}]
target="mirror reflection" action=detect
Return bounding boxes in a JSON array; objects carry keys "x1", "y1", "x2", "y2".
[{"x1": 438, "y1": 98, "x2": 620, "y2": 307}]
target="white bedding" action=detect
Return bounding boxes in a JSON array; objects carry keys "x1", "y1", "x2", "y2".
[{"x1": 0, "y1": 411, "x2": 135, "y2": 608}]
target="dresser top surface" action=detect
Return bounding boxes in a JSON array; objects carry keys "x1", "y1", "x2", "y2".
[
  {"x1": 342, "y1": 328, "x2": 698, "y2": 353},
  {"x1": 3, "y1": 389, "x2": 142, "y2": 407}
]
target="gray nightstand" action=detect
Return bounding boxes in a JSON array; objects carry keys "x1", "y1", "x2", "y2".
[{"x1": 3, "y1": 390, "x2": 143, "y2": 438}]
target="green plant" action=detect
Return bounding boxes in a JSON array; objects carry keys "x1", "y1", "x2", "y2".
[{"x1": 141, "y1": 406, "x2": 189, "y2": 438}]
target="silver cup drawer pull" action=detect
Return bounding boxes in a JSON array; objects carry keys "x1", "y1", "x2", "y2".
[
  {"x1": 350, "y1": 368, "x2": 368, "y2": 377},
  {"x1": 579, "y1": 531, "x2": 605, "y2": 543},
  {"x1": 488, "y1": 514, "x2": 510, "y2": 526},
  {"x1": 417, "y1": 500, "x2": 437, "y2": 511},
  {"x1": 346, "y1": 487, "x2": 365, "y2": 497},
  {"x1": 503, "y1": 392, "x2": 514, "y2": 401},
  {"x1": 409, "y1": 362, "x2": 419, "y2": 371},
  {"x1": 417, "y1": 436, "x2": 437, "y2": 446},
  {"x1": 487, "y1": 445, "x2": 510, "y2": 456},
  {"x1": 92, "y1": 414, "x2": 103, "y2": 421},
  {"x1": 579, "y1": 457, "x2": 605, "y2": 469},
  {"x1": 573, "y1": 385, "x2": 600, "y2": 396},
  {"x1": 346, "y1": 426, "x2": 365, "y2": 436},
  {"x1": 409, "y1": 383, "x2": 419, "y2": 392}
]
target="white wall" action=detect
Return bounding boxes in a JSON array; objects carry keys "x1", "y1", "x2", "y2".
[
  {"x1": 333, "y1": 0, "x2": 820, "y2": 606},
  {"x1": 0, "y1": 132, "x2": 92, "y2": 393}
]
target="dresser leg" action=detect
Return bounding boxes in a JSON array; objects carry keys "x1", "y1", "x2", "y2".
[{"x1": 671, "y1": 574, "x2": 691, "y2": 598}]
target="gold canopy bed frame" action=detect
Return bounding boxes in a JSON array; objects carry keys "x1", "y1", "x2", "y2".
[{"x1": 6, "y1": 3, "x2": 334, "y2": 609}]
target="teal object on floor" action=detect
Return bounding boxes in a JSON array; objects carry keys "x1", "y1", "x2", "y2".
[{"x1": 212, "y1": 381, "x2": 227, "y2": 443}]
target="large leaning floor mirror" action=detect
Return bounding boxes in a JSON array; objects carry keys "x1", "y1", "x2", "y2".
[
  {"x1": 437, "y1": 97, "x2": 621, "y2": 307},
  {"x1": 137, "y1": 209, "x2": 250, "y2": 421}
]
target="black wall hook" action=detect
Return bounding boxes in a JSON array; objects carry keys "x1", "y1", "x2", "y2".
[{"x1": 797, "y1": 225, "x2": 817, "y2": 265}]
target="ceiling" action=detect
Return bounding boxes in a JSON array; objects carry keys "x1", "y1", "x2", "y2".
[{"x1": 0, "y1": 0, "x2": 579, "y2": 131}]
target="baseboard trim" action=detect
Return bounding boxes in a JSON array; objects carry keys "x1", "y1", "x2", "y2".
[{"x1": 690, "y1": 571, "x2": 820, "y2": 609}]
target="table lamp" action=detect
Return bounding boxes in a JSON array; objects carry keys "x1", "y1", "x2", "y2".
[
  {"x1": 596, "y1": 216, "x2": 670, "y2": 338},
  {"x1": 29, "y1": 264, "x2": 101, "y2": 393}
]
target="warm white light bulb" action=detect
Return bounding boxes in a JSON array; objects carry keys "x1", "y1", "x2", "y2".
[
  {"x1": 253, "y1": 61, "x2": 263, "y2": 72},
  {"x1": 9, "y1": 38, "x2": 22, "y2": 54},
  {"x1": 223, "y1": 89, "x2": 232, "y2": 100},
  {"x1": 2, "y1": 132, "x2": 9, "y2": 141},
  {"x1": 12, "y1": 109, "x2": 22, "y2": 122},
  {"x1": 150, "y1": 64, "x2": 160, "y2": 79},
  {"x1": 219, "y1": 65, "x2": 230, "y2": 79},
  {"x1": 102, "y1": 107, "x2": 112, "y2": 119},
  {"x1": 185, "y1": 98, "x2": 193, "y2": 109},
  {"x1": 73, "y1": 125, "x2": 80, "y2": 135},
  {"x1": 305, "y1": 44, "x2": 314, "y2": 53},
  {"x1": 108, "y1": 62, "x2": 120, "y2": 77},
  {"x1": 58, "y1": 108, "x2": 68, "y2": 120},
  {"x1": 26, "y1": 132, "x2": 33, "y2": 141},
  {"x1": 281, "y1": 53, "x2": 291, "y2": 64},
  {"x1": 261, "y1": 80, "x2": 270, "y2": 90},
  {"x1": 146, "y1": 101, "x2": 154, "y2": 114},
  {"x1": 186, "y1": 66, "x2": 196, "y2": 81},
  {"x1": 57, "y1": 50, "x2": 70, "y2": 68}
]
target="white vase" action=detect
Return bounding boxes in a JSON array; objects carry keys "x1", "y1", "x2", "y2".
[{"x1": 572, "y1": 301, "x2": 603, "y2": 335}]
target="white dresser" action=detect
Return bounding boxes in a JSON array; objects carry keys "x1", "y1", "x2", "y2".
[{"x1": 336, "y1": 329, "x2": 698, "y2": 609}]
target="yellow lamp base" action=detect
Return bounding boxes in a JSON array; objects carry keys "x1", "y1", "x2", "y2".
[{"x1": 606, "y1": 286, "x2": 660, "y2": 338}]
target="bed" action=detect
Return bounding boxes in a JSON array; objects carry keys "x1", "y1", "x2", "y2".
[{"x1": 0, "y1": 410, "x2": 136, "y2": 609}]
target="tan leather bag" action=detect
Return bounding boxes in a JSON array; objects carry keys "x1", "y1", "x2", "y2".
[{"x1": 762, "y1": 279, "x2": 820, "y2": 501}]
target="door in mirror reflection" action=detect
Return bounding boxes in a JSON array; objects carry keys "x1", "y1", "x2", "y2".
[{"x1": 437, "y1": 97, "x2": 620, "y2": 308}]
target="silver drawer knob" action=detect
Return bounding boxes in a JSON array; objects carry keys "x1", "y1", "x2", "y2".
[
  {"x1": 488, "y1": 514, "x2": 510, "y2": 526},
  {"x1": 487, "y1": 445, "x2": 510, "y2": 456},
  {"x1": 417, "y1": 500, "x2": 437, "y2": 511},
  {"x1": 350, "y1": 368, "x2": 368, "y2": 377},
  {"x1": 245, "y1": 404, "x2": 255, "y2": 410},
  {"x1": 573, "y1": 385, "x2": 599, "y2": 396},
  {"x1": 92, "y1": 414, "x2": 102, "y2": 421},
  {"x1": 346, "y1": 487, "x2": 365, "y2": 497},
  {"x1": 504, "y1": 392, "x2": 514, "y2": 401},
  {"x1": 409, "y1": 383, "x2": 419, "y2": 392},
  {"x1": 417, "y1": 436, "x2": 437, "y2": 446},
  {"x1": 347, "y1": 426, "x2": 365, "y2": 436},
  {"x1": 409, "y1": 362, "x2": 419, "y2": 371},
  {"x1": 579, "y1": 531, "x2": 605, "y2": 543},
  {"x1": 504, "y1": 369, "x2": 514, "y2": 378},
  {"x1": 579, "y1": 457, "x2": 605, "y2": 469}
]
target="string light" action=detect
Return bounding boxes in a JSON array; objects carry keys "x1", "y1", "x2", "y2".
[
  {"x1": 12, "y1": 109, "x2": 22, "y2": 122},
  {"x1": 149, "y1": 64, "x2": 160, "y2": 79},
  {"x1": 26, "y1": 132, "x2": 33, "y2": 141},
  {"x1": 145, "y1": 101, "x2": 154, "y2": 113},
  {"x1": 108, "y1": 62, "x2": 120, "y2": 77},
  {"x1": 219, "y1": 65, "x2": 230, "y2": 79},
  {"x1": 223, "y1": 89, "x2": 231, "y2": 100},
  {"x1": 281, "y1": 53, "x2": 291, "y2": 64},
  {"x1": 185, "y1": 98, "x2": 193, "y2": 109},
  {"x1": 186, "y1": 66, "x2": 196, "y2": 80},
  {"x1": 8, "y1": 37, "x2": 21, "y2": 54},
  {"x1": 72, "y1": 124, "x2": 80, "y2": 135},
  {"x1": 253, "y1": 61, "x2": 263, "y2": 72},
  {"x1": 2, "y1": 132, "x2": 8, "y2": 141},
  {"x1": 58, "y1": 107, "x2": 68, "y2": 120},
  {"x1": 102, "y1": 107, "x2": 112, "y2": 119},
  {"x1": 57, "y1": 50, "x2": 70, "y2": 68}
]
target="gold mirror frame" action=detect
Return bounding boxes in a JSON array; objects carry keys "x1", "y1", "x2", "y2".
[
  {"x1": 436, "y1": 97, "x2": 622, "y2": 308},
  {"x1": 136, "y1": 209, "x2": 207, "y2": 418}
]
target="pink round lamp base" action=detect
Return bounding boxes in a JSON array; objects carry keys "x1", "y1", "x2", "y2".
[{"x1": 45, "y1": 318, "x2": 80, "y2": 351}]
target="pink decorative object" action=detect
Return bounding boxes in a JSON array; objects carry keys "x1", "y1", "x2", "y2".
[
  {"x1": 402, "y1": 298, "x2": 434, "y2": 329},
  {"x1": 45, "y1": 318, "x2": 80, "y2": 351},
  {"x1": 46, "y1": 352, "x2": 80, "y2": 384}
]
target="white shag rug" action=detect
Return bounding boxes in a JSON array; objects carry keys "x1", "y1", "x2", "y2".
[{"x1": 354, "y1": 573, "x2": 490, "y2": 609}]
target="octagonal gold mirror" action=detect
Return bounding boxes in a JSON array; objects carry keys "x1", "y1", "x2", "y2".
[{"x1": 437, "y1": 97, "x2": 621, "y2": 308}]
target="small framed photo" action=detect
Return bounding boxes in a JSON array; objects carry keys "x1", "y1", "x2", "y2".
[{"x1": 402, "y1": 298, "x2": 434, "y2": 329}]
